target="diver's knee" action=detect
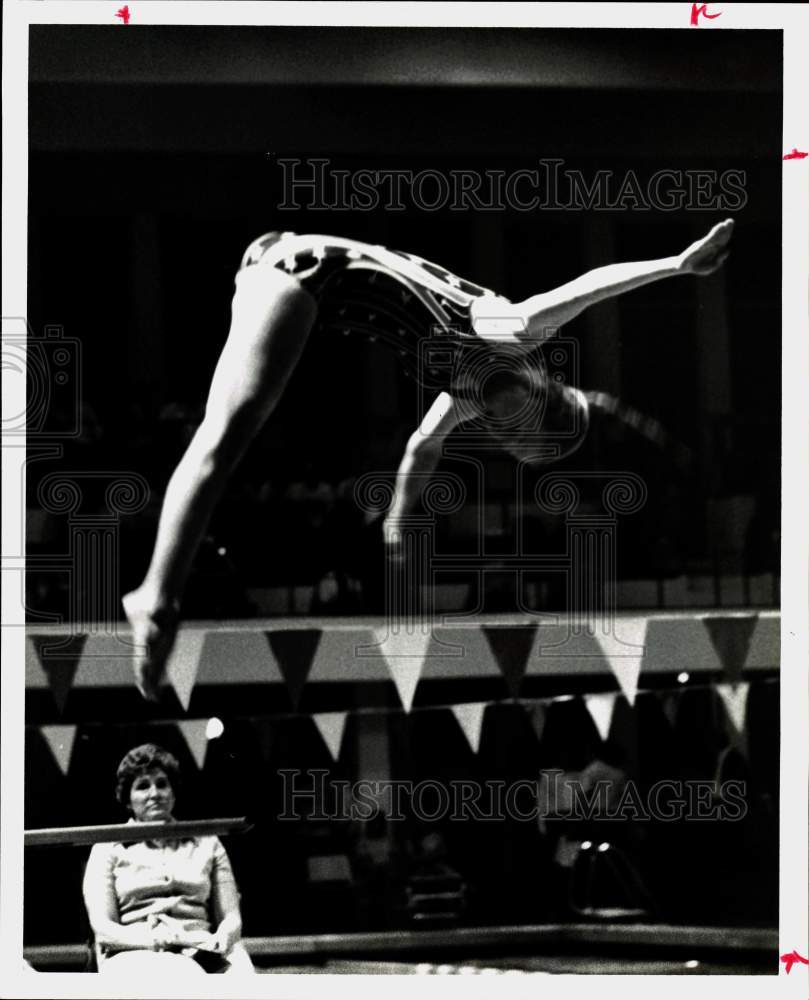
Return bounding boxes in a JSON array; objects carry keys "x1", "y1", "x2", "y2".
[{"x1": 234, "y1": 264, "x2": 316, "y2": 320}]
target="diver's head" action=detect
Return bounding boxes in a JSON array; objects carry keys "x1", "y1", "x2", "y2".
[
  {"x1": 483, "y1": 375, "x2": 589, "y2": 466},
  {"x1": 450, "y1": 346, "x2": 589, "y2": 465}
]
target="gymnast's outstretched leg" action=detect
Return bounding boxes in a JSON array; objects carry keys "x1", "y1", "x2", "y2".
[
  {"x1": 123, "y1": 266, "x2": 317, "y2": 699},
  {"x1": 470, "y1": 218, "x2": 734, "y2": 342}
]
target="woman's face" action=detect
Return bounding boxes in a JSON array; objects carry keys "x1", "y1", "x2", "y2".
[{"x1": 129, "y1": 767, "x2": 175, "y2": 823}]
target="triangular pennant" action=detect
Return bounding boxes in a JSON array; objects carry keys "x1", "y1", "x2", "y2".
[
  {"x1": 420, "y1": 625, "x2": 499, "y2": 680},
  {"x1": 743, "y1": 613, "x2": 779, "y2": 669},
  {"x1": 176, "y1": 719, "x2": 210, "y2": 771},
  {"x1": 713, "y1": 743, "x2": 752, "y2": 786},
  {"x1": 26, "y1": 636, "x2": 49, "y2": 687},
  {"x1": 265, "y1": 630, "x2": 322, "y2": 709},
  {"x1": 594, "y1": 618, "x2": 647, "y2": 705},
  {"x1": 713, "y1": 744, "x2": 731, "y2": 786},
  {"x1": 528, "y1": 703, "x2": 548, "y2": 743},
  {"x1": 310, "y1": 628, "x2": 386, "y2": 682},
  {"x1": 166, "y1": 630, "x2": 207, "y2": 712},
  {"x1": 704, "y1": 616, "x2": 758, "y2": 685},
  {"x1": 607, "y1": 696, "x2": 640, "y2": 777},
  {"x1": 531, "y1": 622, "x2": 604, "y2": 667},
  {"x1": 74, "y1": 634, "x2": 140, "y2": 687},
  {"x1": 40, "y1": 725, "x2": 77, "y2": 776},
  {"x1": 716, "y1": 683, "x2": 751, "y2": 749},
  {"x1": 31, "y1": 634, "x2": 87, "y2": 714},
  {"x1": 313, "y1": 712, "x2": 348, "y2": 762},
  {"x1": 584, "y1": 692, "x2": 618, "y2": 742},
  {"x1": 372, "y1": 627, "x2": 432, "y2": 711},
  {"x1": 197, "y1": 630, "x2": 283, "y2": 684},
  {"x1": 660, "y1": 691, "x2": 680, "y2": 730},
  {"x1": 482, "y1": 625, "x2": 538, "y2": 698},
  {"x1": 645, "y1": 617, "x2": 721, "y2": 673},
  {"x1": 450, "y1": 703, "x2": 488, "y2": 754}
]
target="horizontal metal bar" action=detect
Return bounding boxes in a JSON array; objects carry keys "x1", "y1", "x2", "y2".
[
  {"x1": 23, "y1": 923, "x2": 778, "y2": 969},
  {"x1": 24, "y1": 817, "x2": 251, "y2": 848},
  {"x1": 242, "y1": 923, "x2": 778, "y2": 957},
  {"x1": 25, "y1": 610, "x2": 780, "y2": 633}
]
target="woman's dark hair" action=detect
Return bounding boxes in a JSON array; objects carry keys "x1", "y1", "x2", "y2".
[{"x1": 115, "y1": 743, "x2": 181, "y2": 807}]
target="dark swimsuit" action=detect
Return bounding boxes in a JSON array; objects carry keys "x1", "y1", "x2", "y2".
[{"x1": 238, "y1": 232, "x2": 510, "y2": 393}]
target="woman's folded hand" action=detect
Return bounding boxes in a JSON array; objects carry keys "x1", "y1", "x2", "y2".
[
  {"x1": 146, "y1": 915, "x2": 178, "y2": 951},
  {"x1": 209, "y1": 922, "x2": 240, "y2": 955}
]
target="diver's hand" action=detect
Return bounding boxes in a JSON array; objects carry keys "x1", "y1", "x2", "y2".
[{"x1": 382, "y1": 518, "x2": 407, "y2": 563}]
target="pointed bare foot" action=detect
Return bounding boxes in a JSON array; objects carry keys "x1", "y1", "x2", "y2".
[
  {"x1": 677, "y1": 218, "x2": 735, "y2": 276},
  {"x1": 122, "y1": 590, "x2": 180, "y2": 701}
]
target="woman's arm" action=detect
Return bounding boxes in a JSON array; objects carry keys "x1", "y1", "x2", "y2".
[
  {"x1": 516, "y1": 218, "x2": 734, "y2": 337},
  {"x1": 206, "y1": 839, "x2": 243, "y2": 955},
  {"x1": 382, "y1": 392, "x2": 467, "y2": 551}
]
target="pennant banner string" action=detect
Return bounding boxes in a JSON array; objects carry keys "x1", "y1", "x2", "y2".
[{"x1": 31, "y1": 676, "x2": 776, "y2": 732}]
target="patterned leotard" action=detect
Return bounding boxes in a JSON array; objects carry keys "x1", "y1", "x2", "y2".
[
  {"x1": 237, "y1": 232, "x2": 604, "y2": 462},
  {"x1": 238, "y1": 232, "x2": 508, "y2": 392}
]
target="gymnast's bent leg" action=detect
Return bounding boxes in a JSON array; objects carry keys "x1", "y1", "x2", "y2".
[{"x1": 123, "y1": 266, "x2": 317, "y2": 699}]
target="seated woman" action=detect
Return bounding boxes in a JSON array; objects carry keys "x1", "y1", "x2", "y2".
[
  {"x1": 124, "y1": 220, "x2": 734, "y2": 698},
  {"x1": 82, "y1": 743, "x2": 253, "y2": 977}
]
